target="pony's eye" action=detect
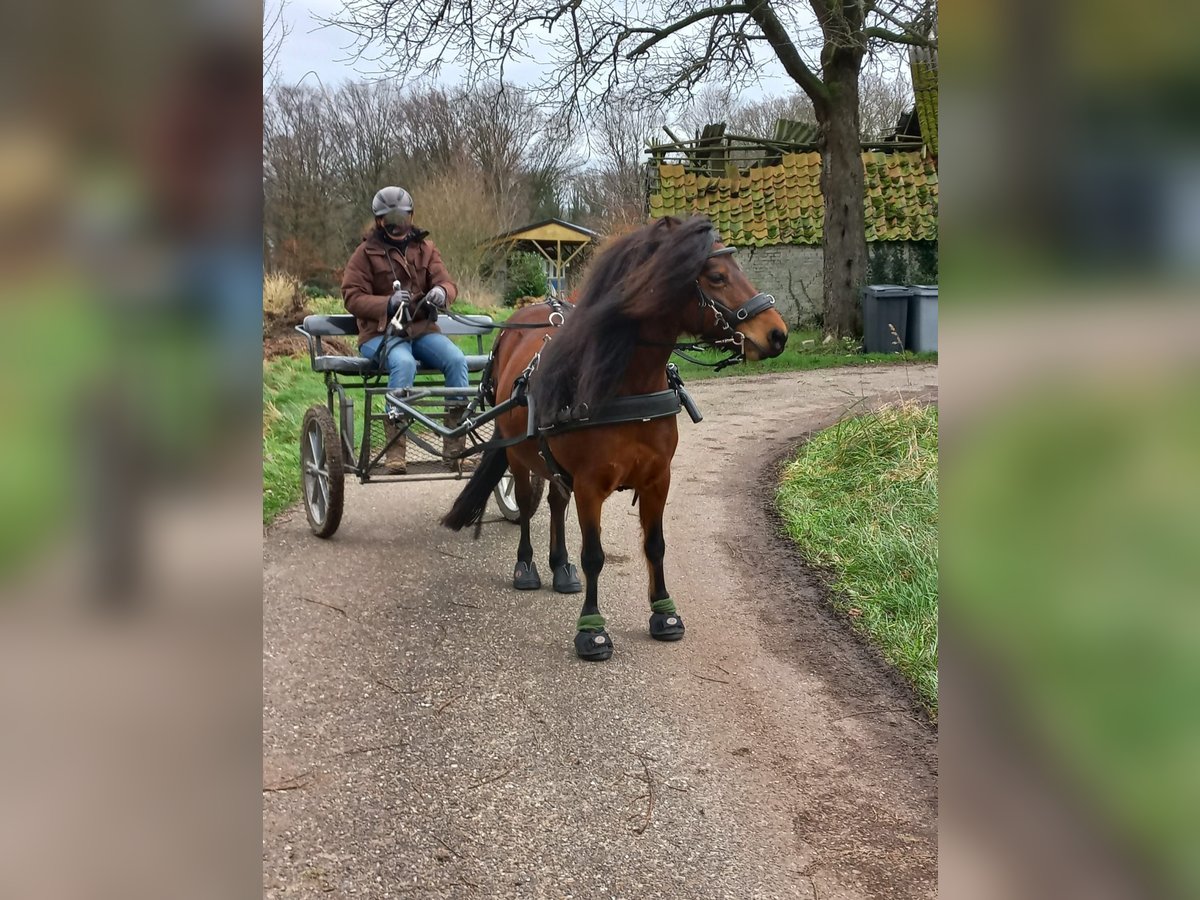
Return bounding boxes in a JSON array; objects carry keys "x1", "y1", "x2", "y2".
[{"x1": 707, "y1": 273, "x2": 726, "y2": 286}]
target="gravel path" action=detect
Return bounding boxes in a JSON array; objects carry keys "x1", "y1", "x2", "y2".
[{"x1": 264, "y1": 364, "x2": 939, "y2": 900}]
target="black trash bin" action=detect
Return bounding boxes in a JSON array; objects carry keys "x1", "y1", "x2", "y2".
[
  {"x1": 861, "y1": 284, "x2": 911, "y2": 353},
  {"x1": 905, "y1": 284, "x2": 938, "y2": 352}
]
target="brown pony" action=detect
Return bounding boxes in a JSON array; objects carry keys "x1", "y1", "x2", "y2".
[{"x1": 442, "y1": 216, "x2": 788, "y2": 660}]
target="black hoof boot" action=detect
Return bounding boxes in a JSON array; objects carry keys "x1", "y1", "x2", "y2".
[
  {"x1": 649, "y1": 612, "x2": 685, "y2": 642},
  {"x1": 552, "y1": 563, "x2": 582, "y2": 593},
  {"x1": 574, "y1": 629, "x2": 614, "y2": 661},
  {"x1": 513, "y1": 561, "x2": 541, "y2": 590}
]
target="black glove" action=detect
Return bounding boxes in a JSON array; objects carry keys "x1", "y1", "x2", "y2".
[
  {"x1": 386, "y1": 289, "x2": 411, "y2": 322},
  {"x1": 425, "y1": 285, "x2": 448, "y2": 309}
]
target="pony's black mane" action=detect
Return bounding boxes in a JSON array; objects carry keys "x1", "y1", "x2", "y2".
[{"x1": 530, "y1": 216, "x2": 715, "y2": 425}]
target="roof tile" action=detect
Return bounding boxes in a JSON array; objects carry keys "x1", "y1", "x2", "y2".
[{"x1": 654, "y1": 151, "x2": 937, "y2": 244}]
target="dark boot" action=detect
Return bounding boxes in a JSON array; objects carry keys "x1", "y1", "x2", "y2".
[
  {"x1": 374, "y1": 421, "x2": 406, "y2": 475},
  {"x1": 443, "y1": 406, "x2": 476, "y2": 473}
]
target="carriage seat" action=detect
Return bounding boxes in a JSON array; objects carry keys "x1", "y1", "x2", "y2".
[{"x1": 298, "y1": 314, "x2": 493, "y2": 376}]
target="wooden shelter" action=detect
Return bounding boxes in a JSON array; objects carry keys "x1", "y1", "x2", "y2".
[{"x1": 487, "y1": 218, "x2": 597, "y2": 295}]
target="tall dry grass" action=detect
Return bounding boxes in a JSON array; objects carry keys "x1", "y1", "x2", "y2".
[
  {"x1": 263, "y1": 271, "x2": 302, "y2": 320},
  {"x1": 412, "y1": 164, "x2": 507, "y2": 287}
]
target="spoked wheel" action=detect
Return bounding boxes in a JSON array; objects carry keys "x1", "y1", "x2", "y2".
[
  {"x1": 492, "y1": 471, "x2": 545, "y2": 524},
  {"x1": 301, "y1": 406, "x2": 344, "y2": 538},
  {"x1": 493, "y1": 469, "x2": 521, "y2": 523}
]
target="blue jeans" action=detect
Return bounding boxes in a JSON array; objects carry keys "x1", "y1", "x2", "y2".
[{"x1": 360, "y1": 333, "x2": 469, "y2": 390}]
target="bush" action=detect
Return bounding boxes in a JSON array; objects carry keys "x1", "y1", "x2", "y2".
[{"x1": 503, "y1": 252, "x2": 549, "y2": 306}]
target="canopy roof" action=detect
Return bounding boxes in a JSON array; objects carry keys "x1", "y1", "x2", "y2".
[
  {"x1": 488, "y1": 218, "x2": 598, "y2": 247},
  {"x1": 487, "y1": 218, "x2": 598, "y2": 292}
]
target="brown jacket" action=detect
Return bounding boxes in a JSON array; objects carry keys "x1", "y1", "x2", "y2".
[{"x1": 341, "y1": 229, "x2": 459, "y2": 345}]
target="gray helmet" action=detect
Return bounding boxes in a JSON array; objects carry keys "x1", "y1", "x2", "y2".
[{"x1": 372, "y1": 186, "x2": 413, "y2": 218}]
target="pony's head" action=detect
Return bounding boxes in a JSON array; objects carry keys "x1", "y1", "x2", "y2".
[
  {"x1": 620, "y1": 216, "x2": 788, "y2": 361},
  {"x1": 688, "y1": 241, "x2": 789, "y2": 361}
]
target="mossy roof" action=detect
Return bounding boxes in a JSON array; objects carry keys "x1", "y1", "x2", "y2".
[
  {"x1": 910, "y1": 46, "x2": 938, "y2": 157},
  {"x1": 648, "y1": 150, "x2": 938, "y2": 246}
]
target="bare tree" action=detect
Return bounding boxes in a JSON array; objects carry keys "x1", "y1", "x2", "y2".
[
  {"x1": 728, "y1": 92, "x2": 817, "y2": 138},
  {"x1": 325, "y1": 0, "x2": 936, "y2": 337},
  {"x1": 572, "y1": 97, "x2": 661, "y2": 231},
  {"x1": 676, "y1": 84, "x2": 736, "y2": 135},
  {"x1": 325, "y1": 80, "x2": 405, "y2": 219},
  {"x1": 264, "y1": 80, "x2": 577, "y2": 287},
  {"x1": 262, "y1": 0, "x2": 291, "y2": 87},
  {"x1": 859, "y1": 64, "x2": 913, "y2": 141},
  {"x1": 264, "y1": 85, "x2": 345, "y2": 281}
]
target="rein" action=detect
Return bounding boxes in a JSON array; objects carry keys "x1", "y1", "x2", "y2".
[{"x1": 439, "y1": 299, "x2": 571, "y2": 332}]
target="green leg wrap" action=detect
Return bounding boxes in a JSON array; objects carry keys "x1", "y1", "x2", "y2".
[
  {"x1": 650, "y1": 597, "x2": 677, "y2": 615},
  {"x1": 577, "y1": 613, "x2": 606, "y2": 631}
]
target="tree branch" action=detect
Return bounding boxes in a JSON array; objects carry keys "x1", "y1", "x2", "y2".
[
  {"x1": 869, "y1": 2, "x2": 937, "y2": 45},
  {"x1": 745, "y1": 0, "x2": 830, "y2": 107},
  {"x1": 863, "y1": 26, "x2": 935, "y2": 46},
  {"x1": 625, "y1": 5, "x2": 751, "y2": 58}
]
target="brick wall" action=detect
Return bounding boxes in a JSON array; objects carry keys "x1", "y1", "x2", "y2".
[
  {"x1": 734, "y1": 244, "x2": 824, "y2": 328},
  {"x1": 735, "y1": 241, "x2": 938, "y2": 329}
]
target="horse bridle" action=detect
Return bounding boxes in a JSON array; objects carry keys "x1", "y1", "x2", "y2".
[{"x1": 696, "y1": 245, "x2": 777, "y2": 361}]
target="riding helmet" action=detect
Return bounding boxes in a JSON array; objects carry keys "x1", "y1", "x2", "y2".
[{"x1": 372, "y1": 186, "x2": 414, "y2": 218}]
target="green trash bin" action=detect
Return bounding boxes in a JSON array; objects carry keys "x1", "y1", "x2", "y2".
[
  {"x1": 861, "y1": 285, "x2": 911, "y2": 353},
  {"x1": 905, "y1": 285, "x2": 938, "y2": 352}
]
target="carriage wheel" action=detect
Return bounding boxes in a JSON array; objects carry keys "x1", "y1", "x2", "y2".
[
  {"x1": 492, "y1": 471, "x2": 545, "y2": 524},
  {"x1": 493, "y1": 470, "x2": 521, "y2": 523},
  {"x1": 301, "y1": 406, "x2": 344, "y2": 538}
]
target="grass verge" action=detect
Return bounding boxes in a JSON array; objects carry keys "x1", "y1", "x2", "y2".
[
  {"x1": 263, "y1": 355, "x2": 330, "y2": 524},
  {"x1": 776, "y1": 402, "x2": 939, "y2": 714}
]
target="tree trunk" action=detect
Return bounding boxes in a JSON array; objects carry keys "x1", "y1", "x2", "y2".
[{"x1": 818, "y1": 57, "x2": 867, "y2": 338}]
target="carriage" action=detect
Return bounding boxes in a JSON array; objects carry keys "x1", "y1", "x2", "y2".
[{"x1": 294, "y1": 312, "x2": 536, "y2": 537}]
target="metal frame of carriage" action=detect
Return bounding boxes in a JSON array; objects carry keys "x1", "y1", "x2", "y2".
[{"x1": 294, "y1": 313, "x2": 536, "y2": 538}]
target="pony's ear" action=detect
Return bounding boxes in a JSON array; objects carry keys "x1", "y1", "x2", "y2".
[{"x1": 622, "y1": 216, "x2": 715, "y2": 318}]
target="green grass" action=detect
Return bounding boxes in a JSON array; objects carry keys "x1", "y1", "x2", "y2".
[
  {"x1": 263, "y1": 355, "x2": 331, "y2": 524},
  {"x1": 670, "y1": 330, "x2": 935, "y2": 381},
  {"x1": 776, "y1": 402, "x2": 939, "y2": 713}
]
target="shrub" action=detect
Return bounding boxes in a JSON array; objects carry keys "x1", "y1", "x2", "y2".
[{"x1": 503, "y1": 252, "x2": 549, "y2": 306}]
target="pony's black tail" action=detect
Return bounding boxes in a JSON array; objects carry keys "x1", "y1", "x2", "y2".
[{"x1": 441, "y1": 448, "x2": 510, "y2": 532}]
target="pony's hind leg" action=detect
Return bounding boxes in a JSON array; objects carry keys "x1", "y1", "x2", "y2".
[
  {"x1": 547, "y1": 484, "x2": 582, "y2": 593},
  {"x1": 572, "y1": 483, "x2": 612, "y2": 661},
  {"x1": 639, "y1": 474, "x2": 684, "y2": 641},
  {"x1": 511, "y1": 463, "x2": 542, "y2": 590}
]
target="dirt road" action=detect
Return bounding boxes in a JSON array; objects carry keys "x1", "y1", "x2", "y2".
[{"x1": 264, "y1": 364, "x2": 938, "y2": 900}]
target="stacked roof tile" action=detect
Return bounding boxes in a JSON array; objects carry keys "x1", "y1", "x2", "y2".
[
  {"x1": 648, "y1": 150, "x2": 938, "y2": 247},
  {"x1": 910, "y1": 47, "x2": 938, "y2": 157}
]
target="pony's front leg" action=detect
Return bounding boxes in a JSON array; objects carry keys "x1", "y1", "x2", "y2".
[
  {"x1": 573, "y1": 482, "x2": 612, "y2": 661},
  {"x1": 639, "y1": 474, "x2": 684, "y2": 641},
  {"x1": 511, "y1": 462, "x2": 542, "y2": 590}
]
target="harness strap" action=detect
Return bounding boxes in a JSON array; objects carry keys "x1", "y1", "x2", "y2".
[
  {"x1": 538, "y1": 389, "x2": 682, "y2": 434},
  {"x1": 705, "y1": 290, "x2": 776, "y2": 323},
  {"x1": 537, "y1": 436, "x2": 574, "y2": 492}
]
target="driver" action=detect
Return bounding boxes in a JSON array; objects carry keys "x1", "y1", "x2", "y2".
[{"x1": 342, "y1": 186, "x2": 473, "y2": 474}]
